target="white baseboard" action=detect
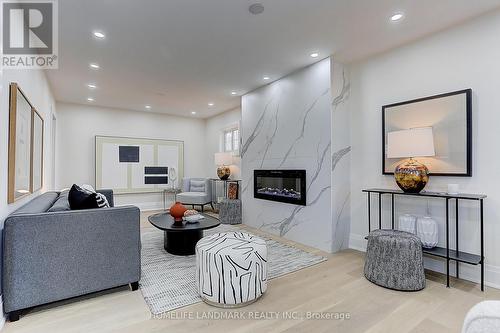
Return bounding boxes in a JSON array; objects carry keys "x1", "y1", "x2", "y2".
[
  {"x1": 348, "y1": 233, "x2": 500, "y2": 289},
  {"x1": 348, "y1": 233, "x2": 367, "y2": 252}
]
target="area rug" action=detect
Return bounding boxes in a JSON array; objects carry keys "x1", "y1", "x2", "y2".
[{"x1": 139, "y1": 224, "x2": 327, "y2": 315}]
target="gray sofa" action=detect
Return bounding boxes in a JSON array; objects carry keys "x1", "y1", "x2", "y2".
[{"x1": 2, "y1": 190, "x2": 141, "y2": 322}]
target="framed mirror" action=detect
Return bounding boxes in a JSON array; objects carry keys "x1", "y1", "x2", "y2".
[
  {"x1": 31, "y1": 109, "x2": 44, "y2": 192},
  {"x1": 382, "y1": 89, "x2": 472, "y2": 176},
  {"x1": 8, "y1": 83, "x2": 33, "y2": 203}
]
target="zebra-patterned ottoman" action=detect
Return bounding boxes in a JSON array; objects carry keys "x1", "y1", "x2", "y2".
[{"x1": 195, "y1": 232, "x2": 268, "y2": 307}]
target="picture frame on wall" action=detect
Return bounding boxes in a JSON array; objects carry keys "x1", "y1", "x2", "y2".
[
  {"x1": 8, "y1": 83, "x2": 34, "y2": 203},
  {"x1": 95, "y1": 136, "x2": 184, "y2": 194},
  {"x1": 31, "y1": 109, "x2": 44, "y2": 193},
  {"x1": 382, "y1": 89, "x2": 472, "y2": 176}
]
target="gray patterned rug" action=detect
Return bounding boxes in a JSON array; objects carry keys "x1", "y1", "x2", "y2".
[{"x1": 139, "y1": 224, "x2": 327, "y2": 315}]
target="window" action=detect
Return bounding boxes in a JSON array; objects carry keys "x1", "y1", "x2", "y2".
[{"x1": 224, "y1": 128, "x2": 240, "y2": 153}]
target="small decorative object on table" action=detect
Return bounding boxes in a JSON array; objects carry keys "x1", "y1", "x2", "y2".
[
  {"x1": 183, "y1": 209, "x2": 204, "y2": 223},
  {"x1": 227, "y1": 182, "x2": 239, "y2": 200},
  {"x1": 214, "y1": 152, "x2": 232, "y2": 180},
  {"x1": 387, "y1": 127, "x2": 435, "y2": 193},
  {"x1": 398, "y1": 214, "x2": 416, "y2": 234},
  {"x1": 169, "y1": 202, "x2": 187, "y2": 224},
  {"x1": 184, "y1": 209, "x2": 198, "y2": 217},
  {"x1": 416, "y1": 216, "x2": 438, "y2": 248}
]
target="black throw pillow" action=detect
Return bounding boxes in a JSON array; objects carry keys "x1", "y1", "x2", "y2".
[{"x1": 68, "y1": 184, "x2": 99, "y2": 210}]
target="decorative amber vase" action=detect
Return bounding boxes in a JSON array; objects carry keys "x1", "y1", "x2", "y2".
[
  {"x1": 217, "y1": 166, "x2": 231, "y2": 180},
  {"x1": 394, "y1": 158, "x2": 429, "y2": 193},
  {"x1": 170, "y1": 202, "x2": 187, "y2": 223}
]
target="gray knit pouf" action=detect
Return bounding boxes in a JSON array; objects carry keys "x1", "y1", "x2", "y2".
[
  {"x1": 219, "y1": 199, "x2": 242, "y2": 225},
  {"x1": 364, "y1": 229, "x2": 426, "y2": 291}
]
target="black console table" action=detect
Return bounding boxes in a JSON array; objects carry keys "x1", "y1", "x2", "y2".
[{"x1": 362, "y1": 188, "x2": 486, "y2": 291}]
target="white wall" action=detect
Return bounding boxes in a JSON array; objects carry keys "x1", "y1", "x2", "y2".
[
  {"x1": 0, "y1": 67, "x2": 56, "y2": 324},
  {"x1": 241, "y1": 58, "x2": 333, "y2": 252},
  {"x1": 204, "y1": 107, "x2": 242, "y2": 179},
  {"x1": 56, "y1": 103, "x2": 206, "y2": 210},
  {"x1": 349, "y1": 11, "x2": 500, "y2": 287}
]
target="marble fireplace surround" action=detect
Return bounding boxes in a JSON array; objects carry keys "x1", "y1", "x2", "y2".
[{"x1": 241, "y1": 58, "x2": 351, "y2": 253}]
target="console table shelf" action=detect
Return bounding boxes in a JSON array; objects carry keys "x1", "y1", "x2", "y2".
[
  {"x1": 423, "y1": 247, "x2": 481, "y2": 265},
  {"x1": 362, "y1": 188, "x2": 486, "y2": 291}
]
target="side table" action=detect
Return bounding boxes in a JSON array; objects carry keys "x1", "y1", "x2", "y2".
[
  {"x1": 163, "y1": 188, "x2": 182, "y2": 211},
  {"x1": 210, "y1": 179, "x2": 242, "y2": 207}
]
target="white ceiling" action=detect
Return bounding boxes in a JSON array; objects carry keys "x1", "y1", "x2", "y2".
[{"x1": 48, "y1": 0, "x2": 500, "y2": 118}]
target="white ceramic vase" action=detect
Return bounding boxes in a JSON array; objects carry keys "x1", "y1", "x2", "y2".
[
  {"x1": 416, "y1": 216, "x2": 439, "y2": 248},
  {"x1": 398, "y1": 214, "x2": 416, "y2": 234}
]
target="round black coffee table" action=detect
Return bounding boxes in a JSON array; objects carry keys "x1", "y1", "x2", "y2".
[{"x1": 148, "y1": 213, "x2": 221, "y2": 255}]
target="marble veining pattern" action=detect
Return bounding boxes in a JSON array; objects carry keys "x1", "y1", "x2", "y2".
[
  {"x1": 331, "y1": 61, "x2": 352, "y2": 252},
  {"x1": 240, "y1": 98, "x2": 275, "y2": 158},
  {"x1": 277, "y1": 88, "x2": 330, "y2": 168},
  {"x1": 332, "y1": 146, "x2": 351, "y2": 172},
  {"x1": 332, "y1": 68, "x2": 351, "y2": 110},
  {"x1": 241, "y1": 58, "x2": 333, "y2": 252}
]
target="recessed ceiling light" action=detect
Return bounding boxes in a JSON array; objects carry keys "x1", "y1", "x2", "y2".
[
  {"x1": 87, "y1": 83, "x2": 97, "y2": 89},
  {"x1": 231, "y1": 91, "x2": 237, "y2": 95},
  {"x1": 93, "y1": 31, "x2": 105, "y2": 39},
  {"x1": 208, "y1": 102, "x2": 214, "y2": 107},
  {"x1": 390, "y1": 12, "x2": 405, "y2": 22},
  {"x1": 145, "y1": 105, "x2": 151, "y2": 109},
  {"x1": 310, "y1": 52, "x2": 319, "y2": 58},
  {"x1": 263, "y1": 76, "x2": 270, "y2": 81},
  {"x1": 87, "y1": 97, "x2": 94, "y2": 102},
  {"x1": 89, "y1": 63, "x2": 100, "y2": 69},
  {"x1": 191, "y1": 111, "x2": 197, "y2": 115}
]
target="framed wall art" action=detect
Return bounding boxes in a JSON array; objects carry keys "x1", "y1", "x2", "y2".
[
  {"x1": 8, "y1": 83, "x2": 34, "y2": 203},
  {"x1": 95, "y1": 136, "x2": 184, "y2": 194},
  {"x1": 31, "y1": 109, "x2": 44, "y2": 192},
  {"x1": 382, "y1": 89, "x2": 472, "y2": 176}
]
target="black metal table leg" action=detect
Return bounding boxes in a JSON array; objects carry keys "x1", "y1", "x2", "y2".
[
  {"x1": 446, "y1": 198, "x2": 450, "y2": 288},
  {"x1": 456, "y1": 198, "x2": 459, "y2": 279},
  {"x1": 368, "y1": 193, "x2": 371, "y2": 233},
  {"x1": 391, "y1": 193, "x2": 395, "y2": 230},
  {"x1": 480, "y1": 199, "x2": 484, "y2": 291},
  {"x1": 378, "y1": 193, "x2": 382, "y2": 230}
]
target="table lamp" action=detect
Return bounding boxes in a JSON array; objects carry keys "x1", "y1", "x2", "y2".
[
  {"x1": 387, "y1": 127, "x2": 435, "y2": 193},
  {"x1": 214, "y1": 152, "x2": 232, "y2": 180}
]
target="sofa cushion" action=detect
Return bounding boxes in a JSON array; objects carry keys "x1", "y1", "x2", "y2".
[
  {"x1": 68, "y1": 185, "x2": 100, "y2": 210},
  {"x1": 48, "y1": 190, "x2": 71, "y2": 212},
  {"x1": 69, "y1": 185, "x2": 111, "y2": 210},
  {"x1": 10, "y1": 192, "x2": 59, "y2": 215},
  {"x1": 190, "y1": 180, "x2": 206, "y2": 193},
  {"x1": 177, "y1": 192, "x2": 210, "y2": 205}
]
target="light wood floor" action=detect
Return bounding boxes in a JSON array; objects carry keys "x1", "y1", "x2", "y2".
[{"x1": 3, "y1": 210, "x2": 499, "y2": 333}]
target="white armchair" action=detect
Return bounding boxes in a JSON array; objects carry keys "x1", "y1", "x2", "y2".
[
  {"x1": 177, "y1": 178, "x2": 213, "y2": 212},
  {"x1": 462, "y1": 301, "x2": 500, "y2": 333}
]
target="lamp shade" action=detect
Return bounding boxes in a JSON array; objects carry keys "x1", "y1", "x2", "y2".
[
  {"x1": 387, "y1": 127, "x2": 435, "y2": 158},
  {"x1": 214, "y1": 152, "x2": 232, "y2": 166}
]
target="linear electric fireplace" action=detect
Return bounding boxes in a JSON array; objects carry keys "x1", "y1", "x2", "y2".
[{"x1": 254, "y1": 170, "x2": 306, "y2": 206}]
